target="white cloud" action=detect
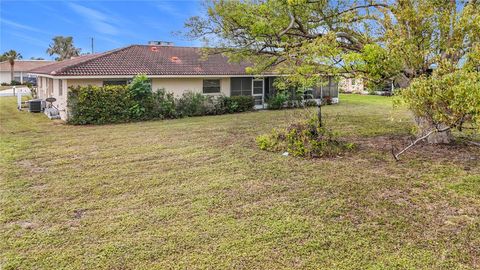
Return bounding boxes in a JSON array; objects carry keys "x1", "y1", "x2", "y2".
[
  {"x1": 7, "y1": 31, "x2": 48, "y2": 48},
  {"x1": 68, "y1": 3, "x2": 119, "y2": 35},
  {"x1": 156, "y1": 2, "x2": 184, "y2": 18},
  {"x1": 0, "y1": 18, "x2": 49, "y2": 34}
]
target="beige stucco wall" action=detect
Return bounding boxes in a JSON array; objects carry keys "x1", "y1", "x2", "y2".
[
  {"x1": 151, "y1": 78, "x2": 230, "y2": 97},
  {"x1": 37, "y1": 76, "x2": 68, "y2": 120},
  {"x1": 0, "y1": 71, "x2": 11, "y2": 84},
  {"x1": 67, "y1": 79, "x2": 103, "y2": 87},
  {"x1": 339, "y1": 78, "x2": 365, "y2": 94}
]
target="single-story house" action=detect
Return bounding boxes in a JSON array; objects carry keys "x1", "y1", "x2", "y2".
[
  {"x1": 30, "y1": 44, "x2": 339, "y2": 121},
  {"x1": 339, "y1": 77, "x2": 366, "y2": 94},
  {"x1": 0, "y1": 60, "x2": 54, "y2": 84}
]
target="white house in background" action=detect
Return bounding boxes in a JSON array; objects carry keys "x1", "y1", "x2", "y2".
[
  {"x1": 30, "y1": 43, "x2": 340, "y2": 121},
  {"x1": 339, "y1": 77, "x2": 367, "y2": 94},
  {"x1": 0, "y1": 60, "x2": 54, "y2": 84}
]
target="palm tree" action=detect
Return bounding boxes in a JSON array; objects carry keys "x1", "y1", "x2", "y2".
[
  {"x1": 46, "y1": 36, "x2": 81, "y2": 61},
  {"x1": 2, "y1": 50, "x2": 23, "y2": 83}
]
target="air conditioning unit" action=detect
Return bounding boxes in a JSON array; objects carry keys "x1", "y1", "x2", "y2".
[{"x1": 28, "y1": 99, "x2": 45, "y2": 113}]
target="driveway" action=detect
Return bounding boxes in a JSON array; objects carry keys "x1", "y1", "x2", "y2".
[{"x1": 0, "y1": 86, "x2": 31, "y2": 97}]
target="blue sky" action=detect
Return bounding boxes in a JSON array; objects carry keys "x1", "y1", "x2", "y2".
[{"x1": 0, "y1": 0, "x2": 204, "y2": 59}]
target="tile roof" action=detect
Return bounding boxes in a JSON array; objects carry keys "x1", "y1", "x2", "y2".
[
  {"x1": 29, "y1": 45, "x2": 252, "y2": 77},
  {"x1": 0, "y1": 60, "x2": 55, "y2": 72}
]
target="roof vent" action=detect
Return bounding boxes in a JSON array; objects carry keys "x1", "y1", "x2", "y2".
[
  {"x1": 148, "y1": 41, "x2": 174, "y2": 46},
  {"x1": 170, "y1": 56, "x2": 181, "y2": 63},
  {"x1": 150, "y1": 46, "x2": 159, "y2": 52}
]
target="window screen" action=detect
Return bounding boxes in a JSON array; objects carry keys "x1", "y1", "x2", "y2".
[
  {"x1": 103, "y1": 80, "x2": 128, "y2": 86},
  {"x1": 58, "y1": 79, "x2": 63, "y2": 96},
  {"x1": 230, "y1": 77, "x2": 252, "y2": 96},
  {"x1": 203, "y1": 79, "x2": 221, "y2": 93}
]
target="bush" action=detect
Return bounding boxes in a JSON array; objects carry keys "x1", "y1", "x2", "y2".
[
  {"x1": 68, "y1": 85, "x2": 134, "y2": 125},
  {"x1": 128, "y1": 74, "x2": 152, "y2": 119},
  {"x1": 256, "y1": 116, "x2": 355, "y2": 158},
  {"x1": 223, "y1": 96, "x2": 255, "y2": 113},
  {"x1": 267, "y1": 92, "x2": 289, "y2": 110},
  {"x1": 176, "y1": 92, "x2": 212, "y2": 116},
  {"x1": 67, "y1": 75, "x2": 256, "y2": 125},
  {"x1": 10, "y1": 80, "x2": 21, "y2": 85},
  {"x1": 145, "y1": 89, "x2": 177, "y2": 119}
]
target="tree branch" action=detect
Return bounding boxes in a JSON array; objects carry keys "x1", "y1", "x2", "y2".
[{"x1": 392, "y1": 126, "x2": 452, "y2": 161}]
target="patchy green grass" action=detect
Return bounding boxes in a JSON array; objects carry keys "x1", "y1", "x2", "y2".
[{"x1": 1, "y1": 94, "x2": 479, "y2": 269}]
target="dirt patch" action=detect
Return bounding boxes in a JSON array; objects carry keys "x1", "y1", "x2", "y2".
[
  {"x1": 352, "y1": 135, "x2": 480, "y2": 165},
  {"x1": 16, "y1": 160, "x2": 47, "y2": 174},
  {"x1": 73, "y1": 209, "x2": 87, "y2": 219}
]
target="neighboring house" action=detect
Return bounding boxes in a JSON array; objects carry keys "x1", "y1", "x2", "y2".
[
  {"x1": 0, "y1": 60, "x2": 54, "y2": 84},
  {"x1": 30, "y1": 44, "x2": 339, "y2": 121},
  {"x1": 339, "y1": 77, "x2": 366, "y2": 94}
]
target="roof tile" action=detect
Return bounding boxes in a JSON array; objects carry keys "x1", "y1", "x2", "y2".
[{"x1": 29, "y1": 45, "x2": 251, "y2": 76}]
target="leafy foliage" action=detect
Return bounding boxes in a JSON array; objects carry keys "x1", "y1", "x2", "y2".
[
  {"x1": 176, "y1": 92, "x2": 217, "y2": 116},
  {"x1": 127, "y1": 74, "x2": 152, "y2": 118},
  {"x1": 267, "y1": 92, "x2": 289, "y2": 110},
  {"x1": 68, "y1": 85, "x2": 133, "y2": 125},
  {"x1": 398, "y1": 68, "x2": 480, "y2": 133},
  {"x1": 67, "y1": 77, "x2": 255, "y2": 125},
  {"x1": 187, "y1": 0, "x2": 479, "y2": 143},
  {"x1": 46, "y1": 36, "x2": 81, "y2": 61},
  {"x1": 256, "y1": 116, "x2": 355, "y2": 158},
  {"x1": 2, "y1": 50, "x2": 22, "y2": 83},
  {"x1": 222, "y1": 96, "x2": 255, "y2": 113},
  {"x1": 145, "y1": 89, "x2": 177, "y2": 119}
]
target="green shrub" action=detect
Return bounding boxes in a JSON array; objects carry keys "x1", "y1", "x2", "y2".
[
  {"x1": 128, "y1": 74, "x2": 152, "y2": 119},
  {"x1": 267, "y1": 92, "x2": 289, "y2": 110},
  {"x1": 67, "y1": 76, "x2": 256, "y2": 125},
  {"x1": 176, "y1": 92, "x2": 211, "y2": 116},
  {"x1": 223, "y1": 96, "x2": 255, "y2": 113},
  {"x1": 256, "y1": 116, "x2": 355, "y2": 158},
  {"x1": 10, "y1": 80, "x2": 21, "y2": 86},
  {"x1": 146, "y1": 89, "x2": 177, "y2": 119},
  {"x1": 68, "y1": 85, "x2": 134, "y2": 125}
]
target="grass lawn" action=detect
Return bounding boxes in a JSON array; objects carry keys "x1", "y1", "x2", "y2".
[{"x1": 1, "y1": 94, "x2": 479, "y2": 269}]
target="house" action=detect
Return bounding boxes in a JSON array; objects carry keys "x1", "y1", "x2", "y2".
[
  {"x1": 339, "y1": 77, "x2": 367, "y2": 94},
  {"x1": 30, "y1": 44, "x2": 339, "y2": 121},
  {"x1": 0, "y1": 60, "x2": 54, "y2": 84}
]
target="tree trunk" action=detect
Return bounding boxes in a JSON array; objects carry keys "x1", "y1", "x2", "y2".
[
  {"x1": 415, "y1": 116, "x2": 453, "y2": 144},
  {"x1": 10, "y1": 63, "x2": 14, "y2": 83}
]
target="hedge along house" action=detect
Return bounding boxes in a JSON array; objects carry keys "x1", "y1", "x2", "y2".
[{"x1": 29, "y1": 43, "x2": 339, "y2": 121}]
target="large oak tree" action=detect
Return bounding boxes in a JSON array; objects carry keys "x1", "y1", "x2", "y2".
[{"x1": 186, "y1": 0, "x2": 480, "y2": 143}]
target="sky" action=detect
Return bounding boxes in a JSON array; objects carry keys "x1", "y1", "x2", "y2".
[{"x1": 0, "y1": 0, "x2": 204, "y2": 60}]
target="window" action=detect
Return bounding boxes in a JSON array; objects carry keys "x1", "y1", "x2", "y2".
[
  {"x1": 58, "y1": 79, "x2": 63, "y2": 96},
  {"x1": 48, "y1": 79, "x2": 54, "y2": 96},
  {"x1": 351, "y1": 78, "x2": 356, "y2": 86},
  {"x1": 230, "y1": 77, "x2": 252, "y2": 96},
  {"x1": 103, "y1": 80, "x2": 128, "y2": 86},
  {"x1": 203, "y1": 79, "x2": 221, "y2": 94}
]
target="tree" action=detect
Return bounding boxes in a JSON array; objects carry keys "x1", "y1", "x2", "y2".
[
  {"x1": 46, "y1": 36, "x2": 81, "y2": 61},
  {"x1": 2, "y1": 50, "x2": 23, "y2": 83},
  {"x1": 186, "y1": 0, "x2": 480, "y2": 144}
]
